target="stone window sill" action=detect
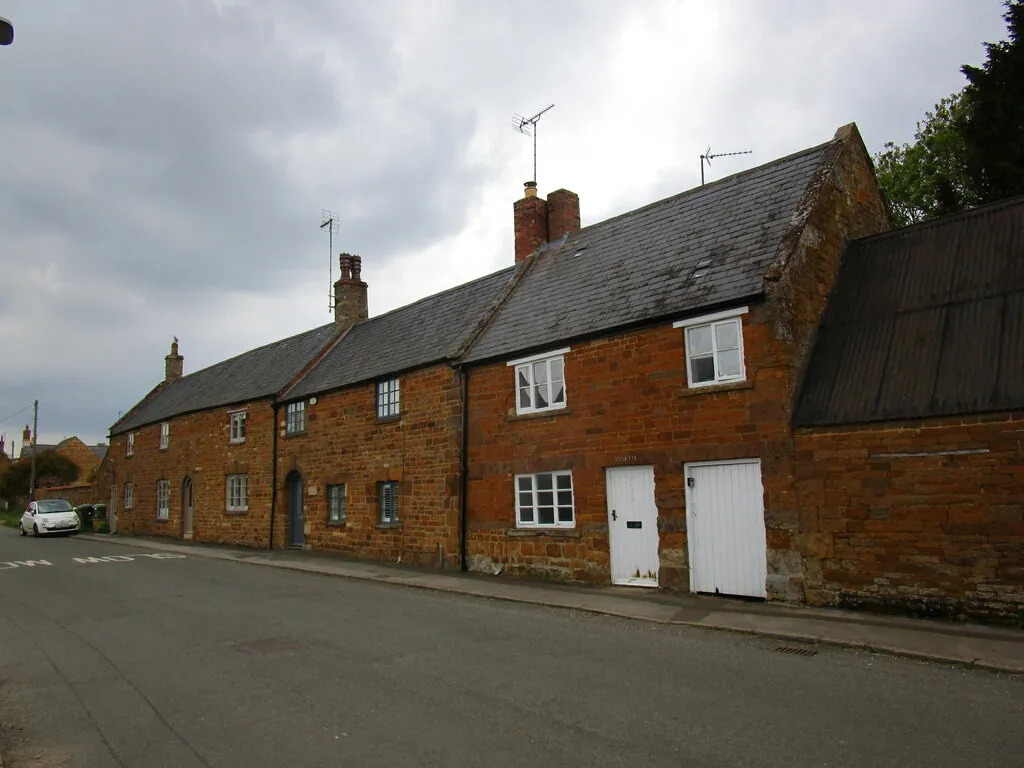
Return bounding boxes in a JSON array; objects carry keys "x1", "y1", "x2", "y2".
[
  {"x1": 506, "y1": 407, "x2": 573, "y2": 423},
  {"x1": 507, "y1": 528, "x2": 581, "y2": 539},
  {"x1": 283, "y1": 429, "x2": 307, "y2": 439},
  {"x1": 327, "y1": 520, "x2": 347, "y2": 529},
  {"x1": 376, "y1": 414, "x2": 402, "y2": 425},
  {"x1": 225, "y1": 509, "x2": 249, "y2": 516},
  {"x1": 375, "y1": 521, "x2": 402, "y2": 530},
  {"x1": 677, "y1": 380, "x2": 754, "y2": 399}
]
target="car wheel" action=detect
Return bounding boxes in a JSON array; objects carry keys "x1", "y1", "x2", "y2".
[
  {"x1": 33, "y1": 524, "x2": 41, "y2": 538},
  {"x1": 20, "y1": 523, "x2": 26, "y2": 536}
]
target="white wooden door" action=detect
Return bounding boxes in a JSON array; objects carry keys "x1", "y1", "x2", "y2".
[
  {"x1": 606, "y1": 466, "x2": 660, "y2": 587},
  {"x1": 685, "y1": 460, "x2": 767, "y2": 598}
]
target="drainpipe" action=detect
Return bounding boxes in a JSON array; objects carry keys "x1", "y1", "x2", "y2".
[
  {"x1": 459, "y1": 365, "x2": 470, "y2": 572},
  {"x1": 269, "y1": 401, "x2": 278, "y2": 550}
]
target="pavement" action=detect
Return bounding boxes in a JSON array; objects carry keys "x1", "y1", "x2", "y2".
[{"x1": 78, "y1": 532, "x2": 1024, "y2": 675}]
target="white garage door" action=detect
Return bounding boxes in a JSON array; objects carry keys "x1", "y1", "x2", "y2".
[{"x1": 685, "y1": 459, "x2": 767, "y2": 598}]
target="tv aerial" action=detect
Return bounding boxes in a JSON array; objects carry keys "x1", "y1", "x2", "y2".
[
  {"x1": 320, "y1": 209, "x2": 340, "y2": 312},
  {"x1": 512, "y1": 104, "x2": 555, "y2": 187},
  {"x1": 700, "y1": 147, "x2": 752, "y2": 185}
]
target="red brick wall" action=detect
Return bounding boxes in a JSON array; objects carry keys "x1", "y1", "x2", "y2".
[
  {"x1": 275, "y1": 364, "x2": 462, "y2": 566},
  {"x1": 35, "y1": 484, "x2": 98, "y2": 507},
  {"x1": 108, "y1": 400, "x2": 276, "y2": 547},
  {"x1": 465, "y1": 311, "x2": 799, "y2": 591},
  {"x1": 465, "y1": 127, "x2": 890, "y2": 598},
  {"x1": 795, "y1": 413, "x2": 1024, "y2": 621},
  {"x1": 55, "y1": 437, "x2": 102, "y2": 481}
]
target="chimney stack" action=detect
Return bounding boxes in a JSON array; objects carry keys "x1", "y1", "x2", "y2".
[
  {"x1": 334, "y1": 253, "x2": 369, "y2": 330},
  {"x1": 546, "y1": 189, "x2": 581, "y2": 242},
  {"x1": 0, "y1": 434, "x2": 5, "y2": 458},
  {"x1": 22, "y1": 424, "x2": 31, "y2": 447},
  {"x1": 513, "y1": 182, "x2": 581, "y2": 263},
  {"x1": 165, "y1": 337, "x2": 184, "y2": 382}
]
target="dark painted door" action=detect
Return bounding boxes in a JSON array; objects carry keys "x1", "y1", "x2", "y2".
[
  {"x1": 182, "y1": 477, "x2": 194, "y2": 539},
  {"x1": 289, "y1": 474, "x2": 305, "y2": 547}
]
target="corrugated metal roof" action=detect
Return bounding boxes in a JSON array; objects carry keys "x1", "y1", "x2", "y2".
[
  {"x1": 794, "y1": 195, "x2": 1024, "y2": 426},
  {"x1": 463, "y1": 137, "x2": 843, "y2": 363}
]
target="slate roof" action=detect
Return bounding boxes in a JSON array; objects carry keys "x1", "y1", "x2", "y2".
[
  {"x1": 463, "y1": 137, "x2": 843, "y2": 363},
  {"x1": 287, "y1": 267, "x2": 515, "y2": 399},
  {"x1": 794, "y1": 196, "x2": 1024, "y2": 427},
  {"x1": 20, "y1": 443, "x2": 56, "y2": 459},
  {"x1": 111, "y1": 323, "x2": 340, "y2": 435}
]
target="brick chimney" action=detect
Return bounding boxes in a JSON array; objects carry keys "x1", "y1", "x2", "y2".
[
  {"x1": 513, "y1": 182, "x2": 581, "y2": 263},
  {"x1": 547, "y1": 189, "x2": 581, "y2": 242},
  {"x1": 0, "y1": 434, "x2": 5, "y2": 458},
  {"x1": 165, "y1": 337, "x2": 184, "y2": 382},
  {"x1": 22, "y1": 424, "x2": 31, "y2": 447},
  {"x1": 334, "y1": 253, "x2": 368, "y2": 329}
]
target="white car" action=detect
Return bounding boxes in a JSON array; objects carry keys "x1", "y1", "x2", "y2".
[{"x1": 21, "y1": 499, "x2": 81, "y2": 537}]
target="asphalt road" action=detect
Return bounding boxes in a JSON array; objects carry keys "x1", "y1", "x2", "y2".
[{"x1": 0, "y1": 529, "x2": 1021, "y2": 768}]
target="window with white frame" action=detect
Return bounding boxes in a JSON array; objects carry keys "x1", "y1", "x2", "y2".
[
  {"x1": 285, "y1": 401, "x2": 305, "y2": 434},
  {"x1": 509, "y1": 349, "x2": 567, "y2": 415},
  {"x1": 515, "y1": 471, "x2": 574, "y2": 528},
  {"x1": 327, "y1": 484, "x2": 346, "y2": 525},
  {"x1": 226, "y1": 474, "x2": 248, "y2": 512},
  {"x1": 159, "y1": 422, "x2": 169, "y2": 450},
  {"x1": 378, "y1": 481, "x2": 399, "y2": 524},
  {"x1": 126, "y1": 432, "x2": 135, "y2": 456},
  {"x1": 674, "y1": 308, "x2": 747, "y2": 388},
  {"x1": 229, "y1": 410, "x2": 247, "y2": 443},
  {"x1": 376, "y1": 378, "x2": 400, "y2": 419},
  {"x1": 156, "y1": 480, "x2": 169, "y2": 520},
  {"x1": 124, "y1": 482, "x2": 134, "y2": 509}
]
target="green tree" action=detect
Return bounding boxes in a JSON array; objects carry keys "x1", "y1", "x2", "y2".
[
  {"x1": 874, "y1": 94, "x2": 977, "y2": 226},
  {"x1": 874, "y1": 1, "x2": 1023, "y2": 226},
  {"x1": 961, "y1": 0, "x2": 1024, "y2": 204},
  {"x1": 0, "y1": 451, "x2": 80, "y2": 500}
]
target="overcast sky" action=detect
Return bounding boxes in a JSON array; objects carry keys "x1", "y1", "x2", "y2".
[{"x1": 0, "y1": 0, "x2": 1009, "y2": 450}]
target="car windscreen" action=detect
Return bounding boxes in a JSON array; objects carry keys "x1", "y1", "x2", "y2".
[{"x1": 37, "y1": 500, "x2": 73, "y2": 513}]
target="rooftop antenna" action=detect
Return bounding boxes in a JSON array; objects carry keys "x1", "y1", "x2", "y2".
[
  {"x1": 700, "y1": 147, "x2": 752, "y2": 185},
  {"x1": 512, "y1": 103, "x2": 555, "y2": 187},
  {"x1": 320, "y1": 209, "x2": 340, "y2": 312}
]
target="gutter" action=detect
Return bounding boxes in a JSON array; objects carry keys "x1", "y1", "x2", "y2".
[
  {"x1": 458, "y1": 365, "x2": 469, "y2": 571},
  {"x1": 269, "y1": 400, "x2": 279, "y2": 550}
]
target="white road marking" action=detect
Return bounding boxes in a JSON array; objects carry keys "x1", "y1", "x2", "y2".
[
  {"x1": 0, "y1": 553, "x2": 187, "y2": 569},
  {"x1": 73, "y1": 553, "x2": 188, "y2": 565},
  {"x1": 0, "y1": 560, "x2": 53, "y2": 569}
]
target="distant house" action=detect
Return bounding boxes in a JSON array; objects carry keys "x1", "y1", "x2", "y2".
[{"x1": 103, "y1": 124, "x2": 1023, "y2": 621}]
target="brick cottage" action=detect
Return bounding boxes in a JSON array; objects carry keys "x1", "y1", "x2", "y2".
[{"x1": 105, "y1": 124, "x2": 1023, "y2": 620}]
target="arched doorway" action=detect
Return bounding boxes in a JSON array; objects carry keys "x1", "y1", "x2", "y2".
[
  {"x1": 286, "y1": 471, "x2": 305, "y2": 547},
  {"x1": 181, "y1": 476, "x2": 194, "y2": 540}
]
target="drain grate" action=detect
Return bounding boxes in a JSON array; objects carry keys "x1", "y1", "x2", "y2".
[{"x1": 773, "y1": 645, "x2": 818, "y2": 657}]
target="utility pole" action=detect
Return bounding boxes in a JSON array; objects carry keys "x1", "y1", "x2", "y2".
[{"x1": 28, "y1": 400, "x2": 38, "y2": 501}]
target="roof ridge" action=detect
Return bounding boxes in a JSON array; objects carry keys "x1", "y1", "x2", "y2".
[
  {"x1": 279, "y1": 323, "x2": 354, "y2": 401},
  {"x1": 853, "y1": 194, "x2": 1024, "y2": 247},
  {"x1": 565, "y1": 139, "x2": 837, "y2": 241},
  {"x1": 353, "y1": 264, "x2": 517, "y2": 329},
  {"x1": 455, "y1": 261, "x2": 533, "y2": 361},
  {"x1": 171, "y1": 322, "x2": 336, "y2": 383}
]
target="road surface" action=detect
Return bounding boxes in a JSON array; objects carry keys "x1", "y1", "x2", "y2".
[{"x1": 0, "y1": 529, "x2": 1020, "y2": 767}]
